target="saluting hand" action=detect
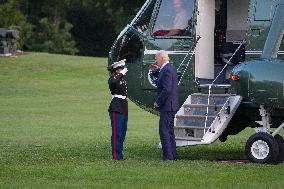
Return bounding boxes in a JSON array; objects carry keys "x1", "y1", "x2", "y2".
[{"x1": 120, "y1": 67, "x2": 128, "y2": 75}]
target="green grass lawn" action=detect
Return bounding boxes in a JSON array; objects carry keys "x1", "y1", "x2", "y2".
[{"x1": 0, "y1": 53, "x2": 283, "y2": 189}]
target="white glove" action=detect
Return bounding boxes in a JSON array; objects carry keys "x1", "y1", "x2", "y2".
[{"x1": 120, "y1": 67, "x2": 128, "y2": 75}]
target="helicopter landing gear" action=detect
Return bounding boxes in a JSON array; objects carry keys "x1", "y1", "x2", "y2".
[
  {"x1": 245, "y1": 106, "x2": 284, "y2": 164},
  {"x1": 245, "y1": 132, "x2": 279, "y2": 164},
  {"x1": 274, "y1": 134, "x2": 284, "y2": 163},
  {"x1": 272, "y1": 120, "x2": 284, "y2": 164}
]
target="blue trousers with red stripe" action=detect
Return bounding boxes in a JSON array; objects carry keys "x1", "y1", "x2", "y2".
[{"x1": 109, "y1": 111, "x2": 128, "y2": 160}]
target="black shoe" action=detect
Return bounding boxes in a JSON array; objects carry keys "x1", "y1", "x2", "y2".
[
  {"x1": 163, "y1": 158, "x2": 174, "y2": 161},
  {"x1": 113, "y1": 158, "x2": 124, "y2": 161}
]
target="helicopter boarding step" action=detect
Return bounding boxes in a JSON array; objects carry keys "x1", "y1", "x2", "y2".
[{"x1": 174, "y1": 93, "x2": 242, "y2": 146}]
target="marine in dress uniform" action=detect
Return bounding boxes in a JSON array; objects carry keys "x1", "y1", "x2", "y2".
[
  {"x1": 108, "y1": 59, "x2": 128, "y2": 160},
  {"x1": 152, "y1": 50, "x2": 179, "y2": 160}
]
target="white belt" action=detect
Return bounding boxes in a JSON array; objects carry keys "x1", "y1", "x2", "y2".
[{"x1": 112, "y1": 94, "x2": 127, "y2": 99}]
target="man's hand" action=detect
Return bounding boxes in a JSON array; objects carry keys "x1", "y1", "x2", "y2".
[
  {"x1": 150, "y1": 64, "x2": 159, "y2": 71},
  {"x1": 154, "y1": 102, "x2": 159, "y2": 108}
]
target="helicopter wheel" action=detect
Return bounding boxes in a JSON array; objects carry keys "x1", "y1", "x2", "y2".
[
  {"x1": 245, "y1": 132, "x2": 279, "y2": 164},
  {"x1": 274, "y1": 134, "x2": 284, "y2": 163}
]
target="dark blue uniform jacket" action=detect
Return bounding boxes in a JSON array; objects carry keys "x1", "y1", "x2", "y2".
[{"x1": 108, "y1": 73, "x2": 128, "y2": 114}]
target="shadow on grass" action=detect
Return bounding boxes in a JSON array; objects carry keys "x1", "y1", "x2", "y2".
[
  {"x1": 176, "y1": 144, "x2": 245, "y2": 161},
  {"x1": 0, "y1": 139, "x2": 246, "y2": 164},
  {"x1": 121, "y1": 141, "x2": 245, "y2": 162}
]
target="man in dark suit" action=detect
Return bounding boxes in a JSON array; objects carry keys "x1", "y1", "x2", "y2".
[{"x1": 152, "y1": 50, "x2": 179, "y2": 160}]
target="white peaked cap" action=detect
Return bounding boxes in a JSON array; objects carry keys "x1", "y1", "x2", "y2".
[{"x1": 111, "y1": 59, "x2": 126, "y2": 69}]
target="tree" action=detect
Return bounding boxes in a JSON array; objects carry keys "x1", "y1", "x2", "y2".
[
  {"x1": 2, "y1": 0, "x2": 146, "y2": 56},
  {"x1": 0, "y1": 0, "x2": 32, "y2": 49},
  {"x1": 66, "y1": 0, "x2": 117, "y2": 56},
  {"x1": 105, "y1": 0, "x2": 144, "y2": 32},
  {"x1": 20, "y1": 0, "x2": 77, "y2": 55},
  {"x1": 28, "y1": 17, "x2": 78, "y2": 55},
  {"x1": 66, "y1": 0, "x2": 144, "y2": 56}
]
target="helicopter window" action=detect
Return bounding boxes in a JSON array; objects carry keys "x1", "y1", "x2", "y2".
[
  {"x1": 152, "y1": 0, "x2": 195, "y2": 37},
  {"x1": 133, "y1": 0, "x2": 156, "y2": 34}
]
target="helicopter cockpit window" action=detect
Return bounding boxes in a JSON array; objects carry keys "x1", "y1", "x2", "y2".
[
  {"x1": 133, "y1": 0, "x2": 156, "y2": 34},
  {"x1": 152, "y1": 0, "x2": 194, "y2": 37}
]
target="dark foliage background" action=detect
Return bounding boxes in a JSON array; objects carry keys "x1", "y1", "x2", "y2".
[{"x1": 0, "y1": 0, "x2": 144, "y2": 56}]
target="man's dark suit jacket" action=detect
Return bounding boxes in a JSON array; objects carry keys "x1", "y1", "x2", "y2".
[{"x1": 156, "y1": 63, "x2": 179, "y2": 112}]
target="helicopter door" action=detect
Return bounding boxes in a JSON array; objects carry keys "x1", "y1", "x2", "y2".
[
  {"x1": 195, "y1": 0, "x2": 249, "y2": 84},
  {"x1": 195, "y1": 0, "x2": 215, "y2": 80}
]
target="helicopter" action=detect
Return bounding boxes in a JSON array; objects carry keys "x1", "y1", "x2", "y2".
[{"x1": 108, "y1": 0, "x2": 284, "y2": 164}]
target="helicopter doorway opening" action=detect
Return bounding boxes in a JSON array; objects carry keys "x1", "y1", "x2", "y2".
[{"x1": 195, "y1": 0, "x2": 248, "y2": 85}]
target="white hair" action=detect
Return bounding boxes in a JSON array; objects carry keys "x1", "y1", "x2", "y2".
[{"x1": 156, "y1": 50, "x2": 169, "y2": 61}]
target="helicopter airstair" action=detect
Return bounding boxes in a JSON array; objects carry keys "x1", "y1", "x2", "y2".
[{"x1": 174, "y1": 89, "x2": 242, "y2": 147}]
